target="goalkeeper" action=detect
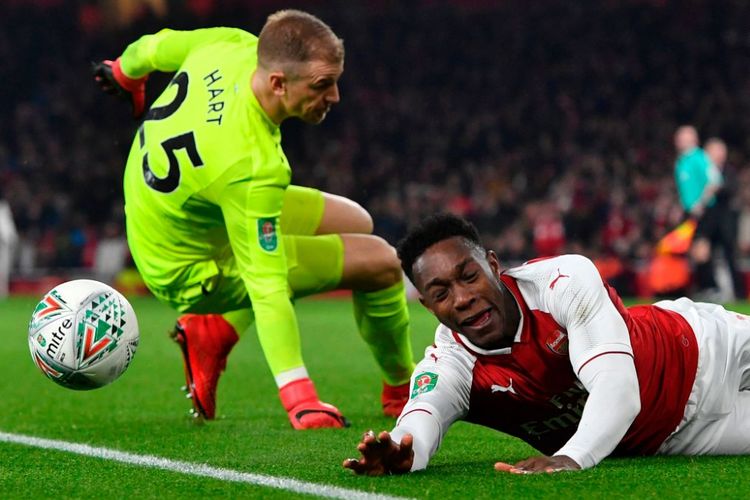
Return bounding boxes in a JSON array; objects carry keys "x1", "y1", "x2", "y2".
[{"x1": 92, "y1": 10, "x2": 415, "y2": 429}]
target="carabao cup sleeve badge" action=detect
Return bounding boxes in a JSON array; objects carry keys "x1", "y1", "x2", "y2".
[
  {"x1": 411, "y1": 372, "x2": 439, "y2": 399},
  {"x1": 258, "y1": 218, "x2": 278, "y2": 252}
]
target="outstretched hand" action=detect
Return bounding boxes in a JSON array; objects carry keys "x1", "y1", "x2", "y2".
[
  {"x1": 494, "y1": 455, "x2": 580, "y2": 474},
  {"x1": 343, "y1": 430, "x2": 414, "y2": 476},
  {"x1": 91, "y1": 58, "x2": 148, "y2": 118}
]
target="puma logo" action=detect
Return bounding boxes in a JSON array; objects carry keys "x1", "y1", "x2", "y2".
[
  {"x1": 491, "y1": 379, "x2": 516, "y2": 395},
  {"x1": 549, "y1": 268, "x2": 570, "y2": 290}
]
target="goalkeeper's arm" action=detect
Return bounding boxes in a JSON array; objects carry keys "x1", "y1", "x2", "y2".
[
  {"x1": 118, "y1": 27, "x2": 254, "y2": 77},
  {"x1": 93, "y1": 27, "x2": 253, "y2": 118}
]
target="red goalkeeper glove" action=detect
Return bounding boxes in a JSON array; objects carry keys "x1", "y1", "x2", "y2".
[
  {"x1": 92, "y1": 58, "x2": 148, "y2": 118},
  {"x1": 279, "y1": 378, "x2": 350, "y2": 430}
]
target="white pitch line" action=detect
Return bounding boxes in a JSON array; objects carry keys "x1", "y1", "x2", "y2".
[{"x1": 0, "y1": 431, "x2": 412, "y2": 500}]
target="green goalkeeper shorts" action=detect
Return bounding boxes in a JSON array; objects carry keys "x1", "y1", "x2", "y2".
[{"x1": 151, "y1": 185, "x2": 345, "y2": 314}]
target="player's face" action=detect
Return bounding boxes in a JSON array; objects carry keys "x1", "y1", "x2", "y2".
[
  {"x1": 706, "y1": 143, "x2": 727, "y2": 168},
  {"x1": 283, "y1": 59, "x2": 343, "y2": 124},
  {"x1": 674, "y1": 127, "x2": 698, "y2": 153},
  {"x1": 413, "y1": 237, "x2": 517, "y2": 350}
]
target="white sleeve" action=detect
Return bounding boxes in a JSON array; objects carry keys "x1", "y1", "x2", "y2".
[
  {"x1": 389, "y1": 334, "x2": 474, "y2": 472},
  {"x1": 545, "y1": 255, "x2": 641, "y2": 469},
  {"x1": 554, "y1": 353, "x2": 640, "y2": 469}
]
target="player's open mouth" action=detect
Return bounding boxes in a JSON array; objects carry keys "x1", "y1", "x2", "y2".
[{"x1": 461, "y1": 308, "x2": 492, "y2": 329}]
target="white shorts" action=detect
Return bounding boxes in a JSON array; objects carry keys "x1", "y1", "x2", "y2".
[{"x1": 655, "y1": 298, "x2": 750, "y2": 455}]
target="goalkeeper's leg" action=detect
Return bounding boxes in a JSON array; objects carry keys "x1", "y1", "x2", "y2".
[
  {"x1": 170, "y1": 312, "x2": 241, "y2": 420},
  {"x1": 341, "y1": 235, "x2": 416, "y2": 417},
  {"x1": 171, "y1": 285, "x2": 349, "y2": 428},
  {"x1": 281, "y1": 186, "x2": 373, "y2": 236},
  {"x1": 167, "y1": 186, "x2": 361, "y2": 426},
  {"x1": 289, "y1": 233, "x2": 416, "y2": 418},
  {"x1": 287, "y1": 186, "x2": 415, "y2": 416}
]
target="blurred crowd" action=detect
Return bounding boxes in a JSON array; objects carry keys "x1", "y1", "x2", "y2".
[{"x1": 4, "y1": 0, "x2": 750, "y2": 296}]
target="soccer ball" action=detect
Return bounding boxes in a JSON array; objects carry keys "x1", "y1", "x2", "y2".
[{"x1": 28, "y1": 279, "x2": 140, "y2": 390}]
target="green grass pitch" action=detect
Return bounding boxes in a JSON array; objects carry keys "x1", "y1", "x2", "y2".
[{"x1": 2, "y1": 295, "x2": 750, "y2": 498}]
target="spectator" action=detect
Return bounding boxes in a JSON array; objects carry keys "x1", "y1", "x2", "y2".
[
  {"x1": 3, "y1": 1, "x2": 750, "y2": 300},
  {"x1": 673, "y1": 126, "x2": 723, "y2": 299},
  {"x1": 0, "y1": 190, "x2": 18, "y2": 297},
  {"x1": 705, "y1": 138, "x2": 745, "y2": 299}
]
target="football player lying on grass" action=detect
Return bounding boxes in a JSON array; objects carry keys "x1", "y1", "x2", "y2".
[{"x1": 344, "y1": 213, "x2": 750, "y2": 475}]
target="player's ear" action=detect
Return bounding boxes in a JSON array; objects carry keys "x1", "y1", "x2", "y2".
[
  {"x1": 487, "y1": 250, "x2": 501, "y2": 276},
  {"x1": 268, "y1": 71, "x2": 287, "y2": 96}
]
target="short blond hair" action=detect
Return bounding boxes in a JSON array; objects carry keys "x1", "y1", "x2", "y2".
[
  {"x1": 705, "y1": 137, "x2": 726, "y2": 149},
  {"x1": 258, "y1": 10, "x2": 344, "y2": 72}
]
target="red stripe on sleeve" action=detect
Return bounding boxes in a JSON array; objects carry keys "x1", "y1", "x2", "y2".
[
  {"x1": 576, "y1": 351, "x2": 634, "y2": 376},
  {"x1": 397, "y1": 408, "x2": 433, "y2": 425}
]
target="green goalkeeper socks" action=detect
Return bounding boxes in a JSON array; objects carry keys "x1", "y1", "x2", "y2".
[
  {"x1": 221, "y1": 282, "x2": 416, "y2": 386},
  {"x1": 222, "y1": 308, "x2": 255, "y2": 337},
  {"x1": 352, "y1": 281, "x2": 416, "y2": 386}
]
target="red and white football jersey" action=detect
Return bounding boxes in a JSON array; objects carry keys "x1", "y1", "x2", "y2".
[{"x1": 394, "y1": 255, "x2": 698, "y2": 469}]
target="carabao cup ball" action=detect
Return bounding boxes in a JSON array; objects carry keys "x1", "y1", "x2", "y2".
[{"x1": 28, "y1": 279, "x2": 140, "y2": 390}]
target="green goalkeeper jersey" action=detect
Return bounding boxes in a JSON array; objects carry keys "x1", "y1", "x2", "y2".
[{"x1": 121, "y1": 28, "x2": 296, "y2": 329}]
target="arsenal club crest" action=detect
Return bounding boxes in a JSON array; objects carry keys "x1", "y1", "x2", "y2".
[{"x1": 545, "y1": 330, "x2": 569, "y2": 356}]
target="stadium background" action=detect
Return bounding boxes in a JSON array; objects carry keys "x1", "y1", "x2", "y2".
[
  {"x1": 4, "y1": 2, "x2": 750, "y2": 497},
  {"x1": 2, "y1": 0, "x2": 750, "y2": 299}
]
